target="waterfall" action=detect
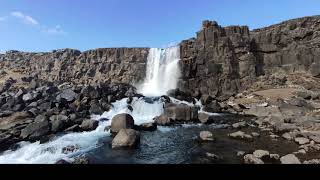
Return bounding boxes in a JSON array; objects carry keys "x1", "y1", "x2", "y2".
[{"x1": 137, "y1": 46, "x2": 181, "y2": 96}]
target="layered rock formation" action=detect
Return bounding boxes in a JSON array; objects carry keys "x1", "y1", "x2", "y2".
[
  {"x1": 0, "y1": 16, "x2": 320, "y2": 99},
  {"x1": 179, "y1": 16, "x2": 320, "y2": 100}
]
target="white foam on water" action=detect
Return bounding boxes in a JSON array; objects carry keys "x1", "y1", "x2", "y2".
[{"x1": 137, "y1": 46, "x2": 181, "y2": 96}]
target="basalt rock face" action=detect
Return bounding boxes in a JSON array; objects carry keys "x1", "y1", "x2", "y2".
[
  {"x1": 179, "y1": 16, "x2": 320, "y2": 100},
  {"x1": 0, "y1": 48, "x2": 149, "y2": 86}
]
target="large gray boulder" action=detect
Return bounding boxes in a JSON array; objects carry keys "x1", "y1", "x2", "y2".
[
  {"x1": 164, "y1": 104, "x2": 198, "y2": 122},
  {"x1": 112, "y1": 129, "x2": 140, "y2": 149},
  {"x1": 111, "y1": 114, "x2": 135, "y2": 133}
]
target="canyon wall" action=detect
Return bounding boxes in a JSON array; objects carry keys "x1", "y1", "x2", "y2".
[
  {"x1": 1, "y1": 16, "x2": 320, "y2": 99},
  {"x1": 179, "y1": 16, "x2": 320, "y2": 100}
]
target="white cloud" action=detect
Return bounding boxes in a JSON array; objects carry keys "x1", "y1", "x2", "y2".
[
  {"x1": 43, "y1": 25, "x2": 66, "y2": 35},
  {"x1": 11, "y1": 11, "x2": 39, "y2": 25},
  {"x1": 0, "y1": 16, "x2": 8, "y2": 22},
  {"x1": 9, "y1": 11, "x2": 66, "y2": 35}
]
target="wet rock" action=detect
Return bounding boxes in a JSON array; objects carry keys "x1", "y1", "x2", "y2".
[
  {"x1": 64, "y1": 124, "x2": 80, "y2": 132},
  {"x1": 303, "y1": 159, "x2": 320, "y2": 164},
  {"x1": 89, "y1": 102, "x2": 104, "y2": 115},
  {"x1": 62, "y1": 145, "x2": 80, "y2": 154},
  {"x1": 203, "y1": 101, "x2": 221, "y2": 113},
  {"x1": 228, "y1": 131, "x2": 253, "y2": 141},
  {"x1": 232, "y1": 121, "x2": 247, "y2": 129},
  {"x1": 280, "y1": 154, "x2": 301, "y2": 164},
  {"x1": 237, "y1": 151, "x2": 246, "y2": 157},
  {"x1": 72, "y1": 156, "x2": 90, "y2": 164},
  {"x1": 200, "y1": 131, "x2": 215, "y2": 141},
  {"x1": 294, "y1": 137, "x2": 310, "y2": 145},
  {"x1": 80, "y1": 119, "x2": 99, "y2": 131},
  {"x1": 244, "y1": 154, "x2": 264, "y2": 164},
  {"x1": 56, "y1": 89, "x2": 77, "y2": 102},
  {"x1": 112, "y1": 129, "x2": 140, "y2": 149},
  {"x1": 206, "y1": 152, "x2": 222, "y2": 160},
  {"x1": 270, "y1": 154, "x2": 280, "y2": 161},
  {"x1": 198, "y1": 113, "x2": 211, "y2": 124},
  {"x1": 111, "y1": 113, "x2": 135, "y2": 133},
  {"x1": 20, "y1": 119, "x2": 50, "y2": 140},
  {"x1": 273, "y1": 123, "x2": 298, "y2": 133},
  {"x1": 154, "y1": 115, "x2": 171, "y2": 126},
  {"x1": 253, "y1": 150, "x2": 270, "y2": 159},
  {"x1": 136, "y1": 122, "x2": 157, "y2": 131},
  {"x1": 251, "y1": 132, "x2": 260, "y2": 137},
  {"x1": 164, "y1": 104, "x2": 198, "y2": 122}
]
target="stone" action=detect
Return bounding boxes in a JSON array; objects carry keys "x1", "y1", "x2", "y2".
[
  {"x1": 270, "y1": 154, "x2": 280, "y2": 160},
  {"x1": 273, "y1": 123, "x2": 298, "y2": 133},
  {"x1": 72, "y1": 156, "x2": 90, "y2": 164},
  {"x1": 154, "y1": 115, "x2": 171, "y2": 126},
  {"x1": 198, "y1": 113, "x2": 211, "y2": 124},
  {"x1": 228, "y1": 131, "x2": 253, "y2": 141},
  {"x1": 136, "y1": 122, "x2": 157, "y2": 131},
  {"x1": 294, "y1": 137, "x2": 310, "y2": 145},
  {"x1": 251, "y1": 132, "x2": 260, "y2": 137},
  {"x1": 62, "y1": 145, "x2": 80, "y2": 154},
  {"x1": 206, "y1": 153, "x2": 222, "y2": 160},
  {"x1": 309, "y1": 135, "x2": 320, "y2": 143},
  {"x1": 280, "y1": 154, "x2": 301, "y2": 164},
  {"x1": 64, "y1": 125, "x2": 81, "y2": 132},
  {"x1": 164, "y1": 104, "x2": 198, "y2": 122},
  {"x1": 253, "y1": 150, "x2": 270, "y2": 159},
  {"x1": 89, "y1": 102, "x2": 104, "y2": 115},
  {"x1": 20, "y1": 120, "x2": 50, "y2": 140},
  {"x1": 237, "y1": 151, "x2": 246, "y2": 157},
  {"x1": 244, "y1": 154, "x2": 264, "y2": 164},
  {"x1": 80, "y1": 119, "x2": 99, "y2": 131},
  {"x1": 200, "y1": 131, "x2": 215, "y2": 141},
  {"x1": 111, "y1": 113, "x2": 135, "y2": 133},
  {"x1": 282, "y1": 132, "x2": 294, "y2": 140},
  {"x1": 303, "y1": 159, "x2": 320, "y2": 164},
  {"x1": 55, "y1": 159, "x2": 71, "y2": 164},
  {"x1": 232, "y1": 121, "x2": 247, "y2": 129},
  {"x1": 57, "y1": 89, "x2": 77, "y2": 102},
  {"x1": 112, "y1": 129, "x2": 140, "y2": 149}
]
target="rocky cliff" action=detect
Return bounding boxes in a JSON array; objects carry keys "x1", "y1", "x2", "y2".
[
  {"x1": 0, "y1": 48, "x2": 149, "y2": 86},
  {"x1": 179, "y1": 16, "x2": 320, "y2": 100},
  {"x1": 1, "y1": 16, "x2": 320, "y2": 99}
]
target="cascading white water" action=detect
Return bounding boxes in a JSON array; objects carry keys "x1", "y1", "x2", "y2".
[{"x1": 137, "y1": 46, "x2": 181, "y2": 96}]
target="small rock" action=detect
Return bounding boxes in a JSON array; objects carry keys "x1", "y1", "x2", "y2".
[
  {"x1": 154, "y1": 115, "x2": 171, "y2": 126},
  {"x1": 295, "y1": 137, "x2": 310, "y2": 145},
  {"x1": 228, "y1": 131, "x2": 253, "y2": 141},
  {"x1": 64, "y1": 125, "x2": 80, "y2": 132},
  {"x1": 251, "y1": 132, "x2": 260, "y2": 137},
  {"x1": 198, "y1": 113, "x2": 211, "y2": 124},
  {"x1": 206, "y1": 152, "x2": 222, "y2": 160},
  {"x1": 282, "y1": 132, "x2": 294, "y2": 140},
  {"x1": 270, "y1": 134, "x2": 279, "y2": 139},
  {"x1": 303, "y1": 159, "x2": 320, "y2": 164},
  {"x1": 237, "y1": 151, "x2": 246, "y2": 157},
  {"x1": 253, "y1": 150, "x2": 270, "y2": 159},
  {"x1": 112, "y1": 129, "x2": 140, "y2": 149},
  {"x1": 55, "y1": 159, "x2": 71, "y2": 164},
  {"x1": 72, "y1": 156, "x2": 90, "y2": 164},
  {"x1": 200, "y1": 131, "x2": 215, "y2": 141},
  {"x1": 270, "y1": 154, "x2": 280, "y2": 160},
  {"x1": 80, "y1": 119, "x2": 99, "y2": 131},
  {"x1": 137, "y1": 122, "x2": 157, "y2": 131},
  {"x1": 232, "y1": 121, "x2": 247, "y2": 129},
  {"x1": 244, "y1": 154, "x2": 264, "y2": 164},
  {"x1": 309, "y1": 135, "x2": 320, "y2": 143},
  {"x1": 62, "y1": 145, "x2": 80, "y2": 154},
  {"x1": 280, "y1": 154, "x2": 301, "y2": 164}
]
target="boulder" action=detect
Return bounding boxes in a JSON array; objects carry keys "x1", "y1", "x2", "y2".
[
  {"x1": 253, "y1": 150, "x2": 270, "y2": 159},
  {"x1": 294, "y1": 137, "x2": 310, "y2": 145},
  {"x1": 80, "y1": 119, "x2": 99, "y2": 131},
  {"x1": 89, "y1": 102, "x2": 104, "y2": 115},
  {"x1": 111, "y1": 113, "x2": 135, "y2": 133},
  {"x1": 154, "y1": 115, "x2": 171, "y2": 126},
  {"x1": 244, "y1": 154, "x2": 264, "y2": 164},
  {"x1": 112, "y1": 129, "x2": 140, "y2": 149},
  {"x1": 20, "y1": 120, "x2": 50, "y2": 140},
  {"x1": 200, "y1": 131, "x2": 215, "y2": 141},
  {"x1": 273, "y1": 123, "x2": 298, "y2": 133},
  {"x1": 280, "y1": 154, "x2": 301, "y2": 164},
  {"x1": 198, "y1": 113, "x2": 211, "y2": 124},
  {"x1": 228, "y1": 131, "x2": 253, "y2": 141},
  {"x1": 136, "y1": 122, "x2": 157, "y2": 131},
  {"x1": 164, "y1": 104, "x2": 198, "y2": 122}
]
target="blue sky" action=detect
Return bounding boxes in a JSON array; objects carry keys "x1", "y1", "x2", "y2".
[{"x1": 0, "y1": 0, "x2": 319, "y2": 53}]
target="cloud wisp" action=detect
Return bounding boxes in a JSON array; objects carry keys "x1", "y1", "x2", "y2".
[
  {"x1": 11, "y1": 11, "x2": 39, "y2": 25},
  {"x1": 9, "y1": 11, "x2": 66, "y2": 35}
]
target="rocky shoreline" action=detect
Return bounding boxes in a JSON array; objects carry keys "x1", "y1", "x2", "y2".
[{"x1": 1, "y1": 15, "x2": 320, "y2": 164}]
